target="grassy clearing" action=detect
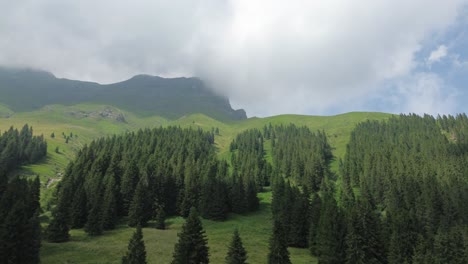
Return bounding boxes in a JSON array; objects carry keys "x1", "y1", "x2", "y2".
[{"x1": 41, "y1": 191, "x2": 316, "y2": 264}]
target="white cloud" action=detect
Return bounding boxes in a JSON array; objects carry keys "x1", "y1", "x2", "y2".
[
  {"x1": 391, "y1": 73, "x2": 457, "y2": 115},
  {"x1": 0, "y1": 0, "x2": 467, "y2": 116},
  {"x1": 453, "y1": 54, "x2": 468, "y2": 68},
  {"x1": 427, "y1": 45, "x2": 448, "y2": 65}
]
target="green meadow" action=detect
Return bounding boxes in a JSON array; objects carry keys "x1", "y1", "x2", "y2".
[{"x1": 41, "y1": 191, "x2": 317, "y2": 264}]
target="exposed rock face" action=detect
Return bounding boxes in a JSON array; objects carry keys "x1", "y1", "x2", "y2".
[{"x1": 67, "y1": 107, "x2": 126, "y2": 123}]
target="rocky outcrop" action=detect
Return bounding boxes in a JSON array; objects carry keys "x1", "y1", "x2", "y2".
[{"x1": 67, "y1": 107, "x2": 126, "y2": 123}]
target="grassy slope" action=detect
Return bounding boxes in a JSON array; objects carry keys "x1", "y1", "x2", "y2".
[
  {"x1": 41, "y1": 191, "x2": 316, "y2": 264},
  {"x1": 0, "y1": 104, "x2": 391, "y2": 263}
]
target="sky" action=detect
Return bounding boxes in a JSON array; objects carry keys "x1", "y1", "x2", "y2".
[{"x1": 1, "y1": 0, "x2": 468, "y2": 117}]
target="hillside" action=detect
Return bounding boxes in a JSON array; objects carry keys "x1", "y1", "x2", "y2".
[
  {"x1": 0, "y1": 104, "x2": 392, "y2": 171},
  {"x1": 2, "y1": 107, "x2": 467, "y2": 264},
  {"x1": 0, "y1": 67, "x2": 246, "y2": 121},
  {"x1": 0, "y1": 104, "x2": 391, "y2": 202},
  {"x1": 0, "y1": 105, "x2": 394, "y2": 263}
]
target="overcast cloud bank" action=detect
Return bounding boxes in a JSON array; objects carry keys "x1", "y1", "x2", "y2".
[{"x1": 1, "y1": 0, "x2": 467, "y2": 116}]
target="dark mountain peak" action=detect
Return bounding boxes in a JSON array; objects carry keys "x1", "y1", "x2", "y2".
[{"x1": 0, "y1": 67, "x2": 246, "y2": 121}]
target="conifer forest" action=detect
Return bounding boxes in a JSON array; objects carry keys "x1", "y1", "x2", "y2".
[{"x1": 1, "y1": 114, "x2": 468, "y2": 263}]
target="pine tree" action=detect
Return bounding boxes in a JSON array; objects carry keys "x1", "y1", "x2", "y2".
[
  {"x1": 22, "y1": 177, "x2": 42, "y2": 263},
  {"x1": 288, "y1": 189, "x2": 309, "y2": 248},
  {"x1": 23, "y1": 210, "x2": 41, "y2": 263},
  {"x1": 155, "y1": 205, "x2": 166, "y2": 230},
  {"x1": 308, "y1": 194, "x2": 321, "y2": 255},
  {"x1": 412, "y1": 235, "x2": 430, "y2": 264},
  {"x1": 271, "y1": 178, "x2": 286, "y2": 222},
  {"x1": 0, "y1": 200, "x2": 28, "y2": 263},
  {"x1": 120, "y1": 159, "x2": 139, "y2": 214},
  {"x1": 230, "y1": 175, "x2": 247, "y2": 214},
  {"x1": 85, "y1": 203, "x2": 103, "y2": 236},
  {"x1": 199, "y1": 161, "x2": 228, "y2": 220},
  {"x1": 28, "y1": 176, "x2": 41, "y2": 215},
  {"x1": 345, "y1": 198, "x2": 385, "y2": 264},
  {"x1": 246, "y1": 179, "x2": 259, "y2": 212},
  {"x1": 46, "y1": 203, "x2": 70, "y2": 242},
  {"x1": 433, "y1": 227, "x2": 466, "y2": 264},
  {"x1": 226, "y1": 229, "x2": 247, "y2": 264},
  {"x1": 128, "y1": 178, "x2": 151, "y2": 227},
  {"x1": 172, "y1": 207, "x2": 209, "y2": 264},
  {"x1": 70, "y1": 184, "x2": 88, "y2": 228},
  {"x1": 387, "y1": 210, "x2": 417, "y2": 264},
  {"x1": 102, "y1": 175, "x2": 118, "y2": 230},
  {"x1": 122, "y1": 225, "x2": 147, "y2": 264},
  {"x1": 268, "y1": 220, "x2": 291, "y2": 264},
  {"x1": 315, "y1": 193, "x2": 346, "y2": 264},
  {"x1": 179, "y1": 159, "x2": 201, "y2": 217}
]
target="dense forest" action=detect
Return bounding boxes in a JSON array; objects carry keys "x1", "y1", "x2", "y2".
[
  {"x1": 266, "y1": 124, "x2": 333, "y2": 191},
  {"x1": 0, "y1": 125, "x2": 46, "y2": 263},
  {"x1": 41, "y1": 114, "x2": 468, "y2": 263},
  {"x1": 269, "y1": 115, "x2": 468, "y2": 264},
  {"x1": 338, "y1": 114, "x2": 468, "y2": 263},
  {"x1": 48, "y1": 126, "x2": 263, "y2": 241},
  {"x1": 0, "y1": 125, "x2": 47, "y2": 190}
]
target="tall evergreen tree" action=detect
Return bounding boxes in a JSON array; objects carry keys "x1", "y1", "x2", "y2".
[
  {"x1": 179, "y1": 159, "x2": 201, "y2": 217},
  {"x1": 199, "y1": 161, "x2": 228, "y2": 220},
  {"x1": 315, "y1": 193, "x2": 346, "y2": 264},
  {"x1": 102, "y1": 175, "x2": 118, "y2": 230},
  {"x1": 0, "y1": 178, "x2": 42, "y2": 263},
  {"x1": 70, "y1": 184, "x2": 87, "y2": 228},
  {"x1": 128, "y1": 180, "x2": 147, "y2": 226},
  {"x1": 23, "y1": 210, "x2": 41, "y2": 263},
  {"x1": 345, "y1": 198, "x2": 385, "y2": 264},
  {"x1": 0, "y1": 200, "x2": 28, "y2": 263},
  {"x1": 154, "y1": 204, "x2": 166, "y2": 230},
  {"x1": 433, "y1": 227, "x2": 466, "y2": 264},
  {"x1": 411, "y1": 235, "x2": 431, "y2": 264},
  {"x1": 308, "y1": 194, "x2": 321, "y2": 255},
  {"x1": 128, "y1": 178, "x2": 151, "y2": 227},
  {"x1": 46, "y1": 203, "x2": 70, "y2": 243},
  {"x1": 172, "y1": 207, "x2": 209, "y2": 264},
  {"x1": 225, "y1": 229, "x2": 247, "y2": 264},
  {"x1": 85, "y1": 202, "x2": 103, "y2": 236},
  {"x1": 268, "y1": 220, "x2": 291, "y2": 264},
  {"x1": 288, "y1": 188, "x2": 309, "y2": 248},
  {"x1": 245, "y1": 179, "x2": 259, "y2": 212},
  {"x1": 229, "y1": 175, "x2": 248, "y2": 214},
  {"x1": 28, "y1": 176, "x2": 41, "y2": 213},
  {"x1": 120, "y1": 159, "x2": 139, "y2": 215},
  {"x1": 122, "y1": 225, "x2": 147, "y2": 264}
]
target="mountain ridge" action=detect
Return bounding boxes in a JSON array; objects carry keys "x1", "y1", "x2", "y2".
[{"x1": 0, "y1": 66, "x2": 246, "y2": 121}]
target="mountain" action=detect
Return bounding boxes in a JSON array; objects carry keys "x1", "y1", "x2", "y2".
[{"x1": 0, "y1": 67, "x2": 246, "y2": 121}]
